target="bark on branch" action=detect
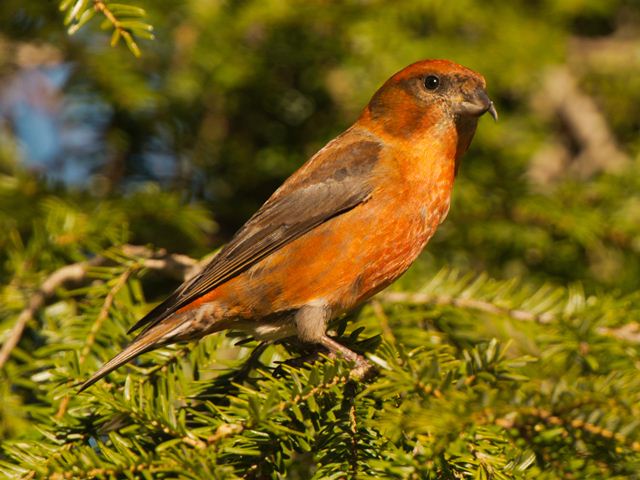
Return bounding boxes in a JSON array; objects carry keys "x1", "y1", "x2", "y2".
[
  {"x1": 528, "y1": 66, "x2": 628, "y2": 185},
  {"x1": 0, "y1": 245, "x2": 205, "y2": 369},
  {"x1": 4, "y1": 245, "x2": 640, "y2": 372}
]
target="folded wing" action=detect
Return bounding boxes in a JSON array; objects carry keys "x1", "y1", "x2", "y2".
[{"x1": 129, "y1": 135, "x2": 382, "y2": 334}]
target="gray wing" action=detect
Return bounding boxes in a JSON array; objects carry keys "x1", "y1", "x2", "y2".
[{"x1": 128, "y1": 138, "x2": 382, "y2": 334}]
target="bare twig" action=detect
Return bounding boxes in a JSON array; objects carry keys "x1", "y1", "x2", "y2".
[
  {"x1": 494, "y1": 405, "x2": 640, "y2": 453},
  {"x1": 597, "y1": 322, "x2": 640, "y2": 344},
  {"x1": 370, "y1": 300, "x2": 396, "y2": 344},
  {"x1": 0, "y1": 245, "x2": 203, "y2": 370},
  {"x1": 379, "y1": 290, "x2": 640, "y2": 344},
  {"x1": 379, "y1": 291, "x2": 556, "y2": 325},
  {"x1": 80, "y1": 270, "x2": 133, "y2": 365},
  {"x1": 529, "y1": 66, "x2": 628, "y2": 184},
  {"x1": 205, "y1": 423, "x2": 245, "y2": 447},
  {"x1": 120, "y1": 244, "x2": 202, "y2": 281},
  {"x1": 348, "y1": 386, "x2": 359, "y2": 477},
  {"x1": 56, "y1": 268, "x2": 134, "y2": 418},
  {"x1": 0, "y1": 259, "x2": 102, "y2": 369},
  {"x1": 570, "y1": 27, "x2": 640, "y2": 73},
  {"x1": 93, "y1": 0, "x2": 120, "y2": 28}
]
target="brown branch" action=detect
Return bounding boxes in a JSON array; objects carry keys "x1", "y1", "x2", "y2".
[
  {"x1": 348, "y1": 385, "x2": 359, "y2": 477},
  {"x1": 378, "y1": 291, "x2": 556, "y2": 325},
  {"x1": 277, "y1": 372, "x2": 349, "y2": 413},
  {"x1": 379, "y1": 290, "x2": 640, "y2": 345},
  {"x1": 495, "y1": 406, "x2": 640, "y2": 453},
  {"x1": 205, "y1": 423, "x2": 245, "y2": 447},
  {"x1": 569, "y1": 27, "x2": 640, "y2": 73},
  {"x1": 81, "y1": 269, "x2": 133, "y2": 364},
  {"x1": 120, "y1": 244, "x2": 202, "y2": 281},
  {"x1": 0, "y1": 245, "x2": 203, "y2": 371},
  {"x1": 93, "y1": 0, "x2": 123, "y2": 33},
  {"x1": 371, "y1": 300, "x2": 396, "y2": 344},
  {"x1": 597, "y1": 322, "x2": 640, "y2": 344},
  {"x1": 529, "y1": 66, "x2": 628, "y2": 185},
  {"x1": 56, "y1": 268, "x2": 134, "y2": 418},
  {"x1": 0, "y1": 258, "x2": 102, "y2": 369}
]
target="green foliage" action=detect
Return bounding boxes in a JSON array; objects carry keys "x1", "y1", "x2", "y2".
[
  {"x1": 1, "y1": 0, "x2": 640, "y2": 478},
  {"x1": 59, "y1": 0, "x2": 154, "y2": 57},
  {"x1": 2, "y1": 250, "x2": 640, "y2": 477}
]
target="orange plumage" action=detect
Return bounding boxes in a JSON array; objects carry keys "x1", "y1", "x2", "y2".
[{"x1": 81, "y1": 59, "x2": 496, "y2": 390}]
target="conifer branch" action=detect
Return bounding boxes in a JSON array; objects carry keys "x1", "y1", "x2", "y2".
[
  {"x1": 0, "y1": 245, "x2": 202, "y2": 371},
  {"x1": 371, "y1": 299, "x2": 396, "y2": 343},
  {"x1": 197, "y1": 371, "x2": 352, "y2": 449},
  {"x1": 143, "y1": 344, "x2": 193, "y2": 378},
  {"x1": 0, "y1": 258, "x2": 103, "y2": 369},
  {"x1": 6, "y1": 252, "x2": 640, "y2": 379},
  {"x1": 348, "y1": 388, "x2": 359, "y2": 476},
  {"x1": 60, "y1": 0, "x2": 154, "y2": 56},
  {"x1": 379, "y1": 291, "x2": 557, "y2": 324},
  {"x1": 276, "y1": 372, "x2": 350, "y2": 413},
  {"x1": 205, "y1": 423, "x2": 245, "y2": 446},
  {"x1": 56, "y1": 267, "x2": 134, "y2": 418},
  {"x1": 496, "y1": 406, "x2": 640, "y2": 454},
  {"x1": 380, "y1": 289, "x2": 640, "y2": 344}
]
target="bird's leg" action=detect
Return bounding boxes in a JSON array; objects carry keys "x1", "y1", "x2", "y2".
[
  {"x1": 316, "y1": 336, "x2": 375, "y2": 380},
  {"x1": 295, "y1": 304, "x2": 375, "y2": 380}
]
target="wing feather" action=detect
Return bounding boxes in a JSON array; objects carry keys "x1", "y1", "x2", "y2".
[{"x1": 128, "y1": 135, "x2": 382, "y2": 334}]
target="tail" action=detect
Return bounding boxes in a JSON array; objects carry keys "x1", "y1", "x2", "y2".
[{"x1": 78, "y1": 319, "x2": 180, "y2": 392}]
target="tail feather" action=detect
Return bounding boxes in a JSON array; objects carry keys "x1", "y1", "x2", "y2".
[{"x1": 78, "y1": 320, "x2": 177, "y2": 392}]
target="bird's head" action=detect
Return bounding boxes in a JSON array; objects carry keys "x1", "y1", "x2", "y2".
[{"x1": 363, "y1": 59, "x2": 496, "y2": 160}]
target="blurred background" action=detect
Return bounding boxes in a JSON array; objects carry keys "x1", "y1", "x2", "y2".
[
  {"x1": 2, "y1": 2, "x2": 640, "y2": 476},
  {"x1": 1, "y1": 0, "x2": 640, "y2": 292}
]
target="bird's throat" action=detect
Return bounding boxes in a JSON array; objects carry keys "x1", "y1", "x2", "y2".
[{"x1": 453, "y1": 115, "x2": 479, "y2": 172}]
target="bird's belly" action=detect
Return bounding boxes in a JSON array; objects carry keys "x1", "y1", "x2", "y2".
[
  {"x1": 341, "y1": 197, "x2": 448, "y2": 308},
  {"x1": 213, "y1": 189, "x2": 450, "y2": 320}
]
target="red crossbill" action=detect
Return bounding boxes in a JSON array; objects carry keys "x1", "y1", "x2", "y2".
[{"x1": 81, "y1": 59, "x2": 496, "y2": 390}]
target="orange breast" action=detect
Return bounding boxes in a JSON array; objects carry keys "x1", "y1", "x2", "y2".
[{"x1": 204, "y1": 138, "x2": 457, "y2": 321}]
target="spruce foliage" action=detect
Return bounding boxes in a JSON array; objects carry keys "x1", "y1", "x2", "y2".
[
  {"x1": 1, "y1": 188, "x2": 639, "y2": 477},
  {"x1": 1, "y1": 1, "x2": 640, "y2": 478}
]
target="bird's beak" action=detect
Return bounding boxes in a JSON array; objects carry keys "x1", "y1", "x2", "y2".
[{"x1": 458, "y1": 88, "x2": 498, "y2": 121}]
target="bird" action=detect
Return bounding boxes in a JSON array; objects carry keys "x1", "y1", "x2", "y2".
[{"x1": 80, "y1": 59, "x2": 497, "y2": 390}]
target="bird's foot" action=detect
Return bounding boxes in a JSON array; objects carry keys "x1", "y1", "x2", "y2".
[
  {"x1": 349, "y1": 355, "x2": 377, "y2": 381},
  {"x1": 318, "y1": 335, "x2": 377, "y2": 381},
  {"x1": 275, "y1": 339, "x2": 377, "y2": 381}
]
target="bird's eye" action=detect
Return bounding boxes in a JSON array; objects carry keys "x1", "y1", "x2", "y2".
[{"x1": 424, "y1": 75, "x2": 440, "y2": 90}]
